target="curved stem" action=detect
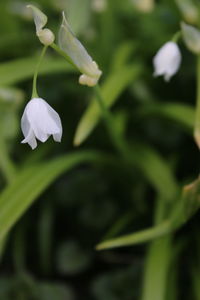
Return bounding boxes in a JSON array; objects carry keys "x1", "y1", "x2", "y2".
[{"x1": 32, "y1": 45, "x2": 48, "y2": 98}]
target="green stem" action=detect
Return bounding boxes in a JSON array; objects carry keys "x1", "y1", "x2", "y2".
[
  {"x1": 194, "y1": 55, "x2": 200, "y2": 148},
  {"x1": 32, "y1": 45, "x2": 48, "y2": 98},
  {"x1": 0, "y1": 133, "x2": 16, "y2": 183},
  {"x1": 93, "y1": 84, "x2": 129, "y2": 158},
  {"x1": 141, "y1": 199, "x2": 172, "y2": 300}
]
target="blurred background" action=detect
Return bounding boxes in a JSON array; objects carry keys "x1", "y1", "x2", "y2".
[{"x1": 0, "y1": 0, "x2": 200, "y2": 299}]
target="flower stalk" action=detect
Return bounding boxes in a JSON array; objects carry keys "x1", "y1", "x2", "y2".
[{"x1": 32, "y1": 45, "x2": 48, "y2": 98}]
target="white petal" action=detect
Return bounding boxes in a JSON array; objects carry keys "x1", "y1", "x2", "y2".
[{"x1": 21, "y1": 108, "x2": 30, "y2": 138}]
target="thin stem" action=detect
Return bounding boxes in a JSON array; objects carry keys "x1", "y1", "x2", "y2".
[
  {"x1": 32, "y1": 45, "x2": 48, "y2": 98},
  {"x1": 194, "y1": 55, "x2": 200, "y2": 148},
  {"x1": 93, "y1": 84, "x2": 129, "y2": 158},
  {"x1": 0, "y1": 133, "x2": 16, "y2": 183}
]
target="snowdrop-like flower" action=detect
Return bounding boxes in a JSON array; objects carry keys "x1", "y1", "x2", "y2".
[
  {"x1": 27, "y1": 5, "x2": 55, "y2": 45},
  {"x1": 132, "y1": 0, "x2": 154, "y2": 13},
  {"x1": 21, "y1": 98, "x2": 62, "y2": 149},
  {"x1": 153, "y1": 41, "x2": 181, "y2": 81},
  {"x1": 59, "y1": 12, "x2": 102, "y2": 87}
]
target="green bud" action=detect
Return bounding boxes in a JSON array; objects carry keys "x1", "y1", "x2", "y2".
[{"x1": 181, "y1": 22, "x2": 200, "y2": 54}]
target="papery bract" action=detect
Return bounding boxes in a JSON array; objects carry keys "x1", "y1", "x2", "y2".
[
  {"x1": 27, "y1": 5, "x2": 55, "y2": 45},
  {"x1": 59, "y1": 12, "x2": 102, "y2": 87},
  {"x1": 21, "y1": 98, "x2": 62, "y2": 149},
  {"x1": 153, "y1": 41, "x2": 181, "y2": 81}
]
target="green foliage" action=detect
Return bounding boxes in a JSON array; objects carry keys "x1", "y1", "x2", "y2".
[{"x1": 0, "y1": 0, "x2": 199, "y2": 299}]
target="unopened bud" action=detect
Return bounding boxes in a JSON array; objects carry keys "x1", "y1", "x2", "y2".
[
  {"x1": 181, "y1": 22, "x2": 200, "y2": 54},
  {"x1": 37, "y1": 28, "x2": 55, "y2": 46}
]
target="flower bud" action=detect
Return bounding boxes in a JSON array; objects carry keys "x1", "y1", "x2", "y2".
[
  {"x1": 181, "y1": 22, "x2": 200, "y2": 54},
  {"x1": 59, "y1": 12, "x2": 102, "y2": 86},
  {"x1": 153, "y1": 41, "x2": 181, "y2": 81},
  {"x1": 37, "y1": 28, "x2": 55, "y2": 46}
]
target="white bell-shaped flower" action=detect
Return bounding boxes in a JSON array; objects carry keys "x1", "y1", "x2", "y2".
[
  {"x1": 153, "y1": 41, "x2": 181, "y2": 81},
  {"x1": 59, "y1": 12, "x2": 102, "y2": 87},
  {"x1": 21, "y1": 98, "x2": 62, "y2": 149}
]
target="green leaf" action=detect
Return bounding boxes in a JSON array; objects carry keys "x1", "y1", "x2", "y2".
[
  {"x1": 132, "y1": 143, "x2": 179, "y2": 201},
  {"x1": 0, "y1": 151, "x2": 102, "y2": 241},
  {"x1": 74, "y1": 64, "x2": 141, "y2": 146},
  {"x1": 138, "y1": 102, "x2": 194, "y2": 131},
  {"x1": 0, "y1": 55, "x2": 73, "y2": 86}
]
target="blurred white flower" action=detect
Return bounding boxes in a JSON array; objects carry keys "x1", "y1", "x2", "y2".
[
  {"x1": 153, "y1": 42, "x2": 181, "y2": 81},
  {"x1": 21, "y1": 98, "x2": 62, "y2": 149},
  {"x1": 59, "y1": 12, "x2": 102, "y2": 87}
]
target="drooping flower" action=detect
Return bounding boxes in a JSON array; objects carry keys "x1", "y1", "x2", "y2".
[
  {"x1": 153, "y1": 41, "x2": 181, "y2": 81},
  {"x1": 21, "y1": 98, "x2": 62, "y2": 149},
  {"x1": 59, "y1": 12, "x2": 102, "y2": 87}
]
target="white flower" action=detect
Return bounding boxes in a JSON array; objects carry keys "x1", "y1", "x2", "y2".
[
  {"x1": 21, "y1": 98, "x2": 62, "y2": 149},
  {"x1": 59, "y1": 12, "x2": 102, "y2": 87},
  {"x1": 153, "y1": 41, "x2": 181, "y2": 81}
]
